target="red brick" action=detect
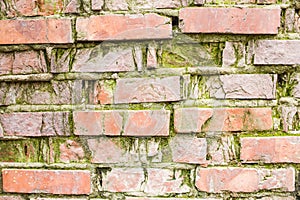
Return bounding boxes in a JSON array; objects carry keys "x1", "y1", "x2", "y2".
[
  {"x1": 76, "y1": 14, "x2": 172, "y2": 41},
  {"x1": 0, "y1": 53, "x2": 13, "y2": 75},
  {"x1": 254, "y1": 40, "x2": 300, "y2": 65},
  {"x1": 0, "y1": 112, "x2": 71, "y2": 137},
  {"x1": 195, "y1": 167, "x2": 295, "y2": 193},
  {"x1": 0, "y1": 19, "x2": 73, "y2": 44},
  {"x1": 59, "y1": 140, "x2": 85, "y2": 163},
  {"x1": 2, "y1": 169, "x2": 91, "y2": 194},
  {"x1": 174, "y1": 108, "x2": 273, "y2": 133},
  {"x1": 179, "y1": 8, "x2": 281, "y2": 34},
  {"x1": 13, "y1": 51, "x2": 47, "y2": 74},
  {"x1": 87, "y1": 138, "x2": 139, "y2": 163},
  {"x1": 94, "y1": 80, "x2": 114, "y2": 104},
  {"x1": 169, "y1": 134, "x2": 207, "y2": 164},
  {"x1": 101, "y1": 168, "x2": 144, "y2": 192},
  {"x1": 74, "y1": 110, "x2": 170, "y2": 136},
  {"x1": 144, "y1": 168, "x2": 191, "y2": 195},
  {"x1": 114, "y1": 76, "x2": 182, "y2": 103},
  {"x1": 241, "y1": 136, "x2": 300, "y2": 163}
]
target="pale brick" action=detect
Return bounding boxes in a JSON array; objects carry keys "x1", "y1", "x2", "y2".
[
  {"x1": 114, "y1": 76, "x2": 182, "y2": 103},
  {"x1": 0, "y1": 196, "x2": 25, "y2": 200},
  {"x1": 59, "y1": 140, "x2": 85, "y2": 163},
  {"x1": 292, "y1": 73, "x2": 300, "y2": 98},
  {"x1": 144, "y1": 168, "x2": 191, "y2": 195},
  {"x1": 254, "y1": 40, "x2": 300, "y2": 65},
  {"x1": 206, "y1": 74, "x2": 276, "y2": 99},
  {"x1": 102, "y1": 0, "x2": 187, "y2": 11},
  {"x1": 2, "y1": 169, "x2": 91, "y2": 194},
  {"x1": 72, "y1": 45, "x2": 135, "y2": 72},
  {"x1": 196, "y1": 167, "x2": 295, "y2": 193},
  {"x1": 170, "y1": 134, "x2": 207, "y2": 164},
  {"x1": 241, "y1": 136, "x2": 300, "y2": 163},
  {"x1": 0, "y1": 19, "x2": 73, "y2": 44},
  {"x1": 76, "y1": 14, "x2": 172, "y2": 41},
  {"x1": 179, "y1": 8, "x2": 281, "y2": 34},
  {"x1": 100, "y1": 168, "x2": 144, "y2": 192},
  {"x1": 174, "y1": 108, "x2": 273, "y2": 133},
  {"x1": 222, "y1": 42, "x2": 245, "y2": 67},
  {"x1": 87, "y1": 138, "x2": 139, "y2": 163},
  {"x1": 74, "y1": 110, "x2": 170, "y2": 136},
  {"x1": 0, "y1": 112, "x2": 71, "y2": 137}
]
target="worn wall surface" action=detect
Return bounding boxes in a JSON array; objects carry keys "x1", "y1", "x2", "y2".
[{"x1": 0, "y1": 0, "x2": 300, "y2": 199}]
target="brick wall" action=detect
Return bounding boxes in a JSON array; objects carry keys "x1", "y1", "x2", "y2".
[{"x1": 0, "y1": 0, "x2": 300, "y2": 199}]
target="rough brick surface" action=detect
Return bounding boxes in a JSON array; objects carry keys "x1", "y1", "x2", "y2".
[
  {"x1": 0, "y1": 0, "x2": 64, "y2": 17},
  {"x1": 170, "y1": 134, "x2": 207, "y2": 164},
  {"x1": 74, "y1": 110, "x2": 170, "y2": 136},
  {"x1": 76, "y1": 14, "x2": 172, "y2": 41},
  {"x1": 59, "y1": 140, "x2": 85, "y2": 163},
  {"x1": 174, "y1": 108, "x2": 273, "y2": 133},
  {"x1": 241, "y1": 136, "x2": 300, "y2": 163},
  {"x1": 101, "y1": 168, "x2": 144, "y2": 192},
  {"x1": 87, "y1": 138, "x2": 139, "y2": 163},
  {"x1": 2, "y1": 169, "x2": 91, "y2": 194},
  {"x1": 0, "y1": 112, "x2": 71, "y2": 137},
  {"x1": 206, "y1": 74, "x2": 276, "y2": 99},
  {"x1": 0, "y1": 81, "x2": 77, "y2": 105},
  {"x1": 114, "y1": 76, "x2": 182, "y2": 103},
  {"x1": 292, "y1": 73, "x2": 300, "y2": 98},
  {"x1": 72, "y1": 45, "x2": 135, "y2": 72},
  {"x1": 0, "y1": 19, "x2": 73, "y2": 44},
  {"x1": 0, "y1": 196, "x2": 25, "y2": 200},
  {"x1": 196, "y1": 167, "x2": 295, "y2": 193},
  {"x1": 254, "y1": 40, "x2": 300, "y2": 65},
  {"x1": 144, "y1": 168, "x2": 191, "y2": 195},
  {"x1": 179, "y1": 8, "x2": 281, "y2": 34},
  {"x1": 222, "y1": 42, "x2": 246, "y2": 67}
]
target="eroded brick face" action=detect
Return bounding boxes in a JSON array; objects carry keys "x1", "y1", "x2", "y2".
[{"x1": 0, "y1": 0, "x2": 299, "y2": 199}]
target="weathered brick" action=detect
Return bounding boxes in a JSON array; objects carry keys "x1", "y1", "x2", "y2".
[
  {"x1": 0, "y1": 112, "x2": 71, "y2": 137},
  {"x1": 126, "y1": 198, "x2": 221, "y2": 200},
  {"x1": 292, "y1": 73, "x2": 300, "y2": 98},
  {"x1": 207, "y1": 136, "x2": 238, "y2": 165},
  {"x1": 170, "y1": 134, "x2": 207, "y2": 164},
  {"x1": 100, "y1": 168, "x2": 145, "y2": 192},
  {"x1": 87, "y1": 138, "x2": 139, "y2": 163},
  {"x1": 195, "y1": 167, "x2": 295, "y2": 193},
  {"x1": 59, "y1": 140, "x2": 85, "y2": 163},
  {"x1": 114, "y1": 76, "x2": 182, "y2": 103},
  {"x1": 179, "y1": 8, "x2": 280, "y2": 34},
  {"x1": 206, "y1": 74, "x2": 277, "y2": 99},
  {"x1": 0, "y1": 139, "x2": 47, "y2": 162},
  {"x1": 13, "y1": 51, "x2": 47, "y2": 74},
  {"x1": 0, "y1": 52, "x2": 13, "y2": 75},
  {"x1": 93, "y1": 80, "x2": 114, "y2": 104},
  {"x1": 72, "y1": 45, "x2": 135, "y2": 72},
  {"x1": 74, "y1": 110, "x2": 170, "y2": 136},
  {"x1": 31, "y1": 198, "x2": 87, "y2": 200},
  {"x1": 144, "y1": 168, "x2": 191, "y2": 195},
  {"x1": 51, "y1": 48, "x2": 76, "y2": 73},
  {"x1": 174, "y1": 108, "x2": 273, "y2": 133},
  {"x1": 2, "y1": 169, "x2": 91, "y2": 194},
  {"x1": 0, "y1": 0, "x2": 64, "y2": 17},
  {"x1": 0, "y1": 196, "x2": 25, "y2": 200},
  {"x1": 0, "y1": 19, "x2": 73, "y2": 44},
  {"x1": 0, "y1": 81, "x2": 75, "y2": 105},
  {"x1": 241, "y1": 136, "x2": 300, "y2": 163},
  {"x1": 222, "y1": 42, "x2": 245, "y2": 67},
  {"x1": 101, "y1": 0, "x2": 188, "y2": 11},
  {"x1": 254, "y1": 40, "x2": 300, "y2": 65},
  {"x1": 76, "y1": 14, "x2": 172, "y2": 41}
]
